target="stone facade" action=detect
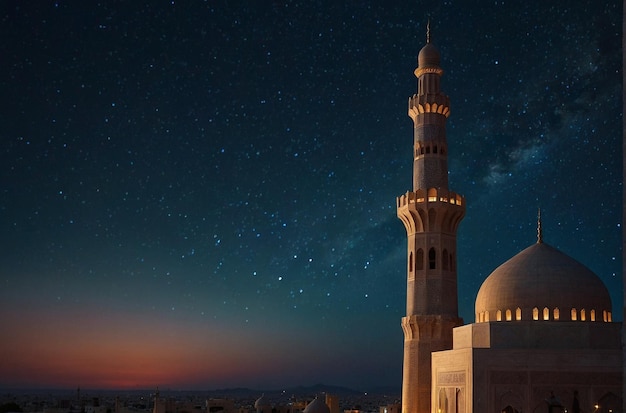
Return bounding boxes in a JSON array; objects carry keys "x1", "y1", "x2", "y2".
[{"x1": 432, "y1": 322, "x2": 623, "y2": 413}]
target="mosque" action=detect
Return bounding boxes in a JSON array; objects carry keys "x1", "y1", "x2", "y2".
[{"x1": 395, "y1": 28, "x2": 623, "y2": 413}]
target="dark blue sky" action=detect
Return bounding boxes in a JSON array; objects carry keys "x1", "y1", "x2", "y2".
[{"x1": 0, "y1": 1, "x2": 622, "y2": 391}]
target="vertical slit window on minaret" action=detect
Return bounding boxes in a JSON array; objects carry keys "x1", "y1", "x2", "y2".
[
  {"x1": 417, "y1": 249, "x2": 424, "y2": 270},
  {"x1": 429, "y1": 248, "x2": 436, "y2": 269}
]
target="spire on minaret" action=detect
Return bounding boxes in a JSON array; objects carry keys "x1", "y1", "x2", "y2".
[
  {"x1": 537, "y1": 208, "x2": 543, "y2": 244},
  {"x1": 426, "y1": 19, "x2": 431, "y2": 44}
]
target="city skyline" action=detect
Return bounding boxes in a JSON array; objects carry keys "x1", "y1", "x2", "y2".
[{"x1": 0, "y1": 1, "x2": 622, "y2": 391}]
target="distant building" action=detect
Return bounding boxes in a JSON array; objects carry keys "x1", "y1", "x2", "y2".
[
  {"x1": 152, "y1": 390, "x2": 203, "y2": 413},
  {"x1": 324, "y1": 395, "x2": 339, "y2": 413},
  {"x1": 253, "y1": 395, "x2": 271, "y2": 413},
  {"x1": 303, "y1": 397, "x2": 329, "y2": 413},
  {"x1": 205, "y1": 399, "x2": 235, "y2": 413},
  {"x1": 396, "y1": 27, "x2": 623, "y2": 413},
  {"x1": 378, "y1": 403, "x2": 400, "y2": 413}
]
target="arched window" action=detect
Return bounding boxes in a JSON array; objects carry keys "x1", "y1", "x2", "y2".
[
  {"x1": 428, "y1": 188, "x2": 437, "y2": 202},
  {"x1": 426, "y1": 146, "x2": 431, "y2": 154},
  {"x1": 553, "y1": 308, "x2": 560, "y2": 320},
  {"x1": 603, "y1": 310, "x2": 608, "y2": 322},
  {"x1": 429, "y1": 248, "x2": 436, "y2": 269},
  {"x1": 543, "y1": 307, "x2": 550, "y2": 320},
  {"x1": 515, "y1": 307, "x2": 522, "y2": 321},
  {"x1": 438, "y1": 388, "x2": 448, "y2": 413},
  {"x1": 433, "y1": 145, "x2": 438, "y2": 154},
  {"x1": 409, "y1": 251, "x2": 413, "y2": 273},
  {"x1": 496, "y1": 310, "x2": 502, "y2": 321},
  {"x1": 580, "y1": 309, "x2": 586, "y2": 321},
  {"x1": 484, "y1": 310, "x2": 490, "y2": 322},
  {"x1": 571, "y1": 308, "x2": 577, "y2": 321},
  {"x1": 505, "y1": 309, "x2": 512, "y2": 321},
  {"x1": 416, "y1": 249, "x2": 424, "y2": 270},
  {"x1": 532, "y1": 307, "x2": 539, "y2": 320},
  {"x1": 590, "y1": 310, "x2": 596, "y2": 321},
  {"x1": 442, "y1": 249, "x2": 449, "y2": 270}
]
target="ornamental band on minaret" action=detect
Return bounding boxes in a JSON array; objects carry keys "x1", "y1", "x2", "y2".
[{"x1": 396, "y1": 27, "x2": 465, "y2": 413}]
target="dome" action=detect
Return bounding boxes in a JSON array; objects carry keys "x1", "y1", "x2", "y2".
[
  {"x1": 303, "y1": 397, "x2": 329, "y2": 413},
  {"x1": 475, "y1": 241, "x2": 612, "y2": 322},
  {"x1": 418, "y1": 42, "x2": 440, "y2": 68}
]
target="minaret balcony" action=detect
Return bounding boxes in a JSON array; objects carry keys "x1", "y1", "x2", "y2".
[
  {"x1": 397, "y1": 188, "x2": 465, "y2": 235},
  {"x1": 396, "y1": 188, "x2": 464, "y2": 209},
  {"x1": 408, "y1": 94, "x2": 450, "y2": 122}
]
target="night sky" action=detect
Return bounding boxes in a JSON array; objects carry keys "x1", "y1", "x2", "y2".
[{"x1": 0, "y1": 1, "x2": 622, "y2": 391}]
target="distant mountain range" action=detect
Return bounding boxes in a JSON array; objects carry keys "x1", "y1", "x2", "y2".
[{"x1": 208, "y1": 384, "x2": 400, "y2": 398}]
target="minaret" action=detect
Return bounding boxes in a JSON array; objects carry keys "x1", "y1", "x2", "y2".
[{"x1": 396, "y1": 25, "x2": 465, "y2": 413}]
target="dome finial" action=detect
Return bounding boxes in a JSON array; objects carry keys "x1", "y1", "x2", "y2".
[
  {"x1": 537, "y1": 208, "x2": 543, "y2": 244},
  {"x1": 426, "y1": 19, "x2": 431, "y2": 44}
]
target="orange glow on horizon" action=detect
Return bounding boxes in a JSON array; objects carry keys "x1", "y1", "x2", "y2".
[{"x1": 0, "y1": 303, "x2": 301, "y2": 389}]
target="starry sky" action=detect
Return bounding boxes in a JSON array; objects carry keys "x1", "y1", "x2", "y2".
[{"x1": 0, "y1": 1, "x2": 622, "y2": 392}]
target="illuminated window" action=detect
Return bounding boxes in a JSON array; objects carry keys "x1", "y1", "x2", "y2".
[
  {"x1": 543, "y1": 307, "x2": 549, "y2": 320},
  {"x1": 590, "y1": 310, "x2": 595, "y2": 321},
  {"x1": 505, "y1": 309, "x2": 512, "y2": 321},
  {"x1": 516, "y1": 307, "x2": 522, "y2": 320},
  {"x1": 416, "y1": 249, "x2": 424, "y2": 270},
  {"x1": 532, "y1": 307, "x2": 539, "y2": 320},
  {"x1": 485, "y1": 311, "x2": 490, "y2": 322},
  {"x1": 571, "y1": 308, "x2": 577, "y2": 321},
  {"x1": 496, "y1": 310, "x2": 502, "y2": 321},
  {"x1": 553, "y1": 308, "x2": 560, "y2": 320},
  {"x1": 429, "y1": 248, "x2": 436, "y2": 269},
  {"x1": 428, "y1": 188, "x2": 437, "y2": 202},
  {"x1": 608, "y1": 312, "x2": 612, "y2": 322},
  {"x1": 580, "y1": 309, "x2": 586, "y2": 321},
  {"x1": 603, "y1": 310, "x2": 608, "y2": 322}
]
